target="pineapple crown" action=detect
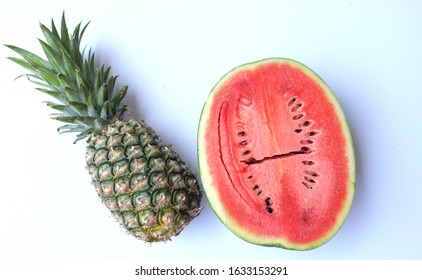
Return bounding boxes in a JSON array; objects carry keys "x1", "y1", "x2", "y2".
[{"x1": 5, "y1": 13, "x2": 128, "y2": 143}]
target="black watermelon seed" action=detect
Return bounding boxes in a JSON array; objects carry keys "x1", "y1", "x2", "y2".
[
  {"x1": 306, "y1": 170, "x2": 320, "y2": 177},
  {"x1": 302, "y1": 181, "x2": 313, "y2": 189},
  {"x1": 288, "y1": 97, "x2": 297, "y2": 106},
  {"x1": 302, "y1": 121, "x2": 311, "y2": 126},
  {"x1": 248, "y1": 157, "x2": 256, "y2": 163},
  {"x1": 307, "y1": 131, "x2": 319, "y2": 136},
  {"x1": 300, "y1": 140, "x2": 314, "y2": 145},
  {"x1": 301, "y1": 146, "x2": 310, "y2": 152},
  {"x1": 305, "y1": 176, "x2": 316, "y2": 184},
  {"x1": 292, "y1": 114, "x2": 304, "y2": 120},
  {"x1": 291, "y1": 103, "x2": 303, "y2": 112}
]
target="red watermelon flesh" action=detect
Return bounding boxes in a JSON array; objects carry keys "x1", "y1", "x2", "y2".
[{"x1": 198, "y1": 58, "x2": 355, "y2": 250}]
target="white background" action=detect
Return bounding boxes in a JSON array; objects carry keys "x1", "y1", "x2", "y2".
[{"x1": 0, "y1": 0, "x2": 421, "y2": 263}]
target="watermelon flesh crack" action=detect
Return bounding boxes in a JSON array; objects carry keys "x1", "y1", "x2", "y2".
[
  {"x1": 240, "y1": 149, "x2": 310, "y2": 165},
  {"x1": 198, "y1": 58, "x2": 355, "y2": 250}
]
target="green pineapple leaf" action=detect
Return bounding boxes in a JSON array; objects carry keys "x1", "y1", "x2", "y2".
[
  {"x1": 57, "y1": 123, "x2": 86, "y2": 134},
  {"x1": 60, "y1": 13, "x2": 71, "y2": 51},
  {"x1": 45, "y1": 101, "x2": 66, "y2": 112},
  {"x1": 68, "y1": 101, "x2": 89, "y2": 116},
  {"x1": 6, "y1": 13, "x2": 128, "y2": 143},
  {"x1": 5, "y1": 45, "x2": 51, "y2": 69}
]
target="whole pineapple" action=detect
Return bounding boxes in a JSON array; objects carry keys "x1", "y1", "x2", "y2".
[{"x1": 6, "y1": 14, "x2": 202, "y2": 242}]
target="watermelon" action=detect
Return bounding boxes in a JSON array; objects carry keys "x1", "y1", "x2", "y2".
[{"x1": 198, "y1": 58, "x2": 355, "y2": 250}]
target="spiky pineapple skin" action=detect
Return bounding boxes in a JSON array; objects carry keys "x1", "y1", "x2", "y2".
[{"x1": 85, "y1": 118, "x2": 202, "y2": 242}]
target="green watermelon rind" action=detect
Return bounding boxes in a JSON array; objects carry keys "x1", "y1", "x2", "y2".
[{"x1": 198, "y1": 57, "x2": 356, "y2": 250}]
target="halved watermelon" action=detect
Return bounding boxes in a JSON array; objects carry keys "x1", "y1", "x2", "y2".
[{"x1": 198, "y1": 58, "x2": 355, "y2": 250}]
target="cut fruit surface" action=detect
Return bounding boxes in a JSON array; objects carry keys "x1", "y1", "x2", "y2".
[{"x1": 198, "y1": 58, "x2": 355, "y2": 250}]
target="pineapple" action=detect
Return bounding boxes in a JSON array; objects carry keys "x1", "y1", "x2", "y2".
[{"x1": 5, "y1": 14, "x2": 202, "y2": 242}]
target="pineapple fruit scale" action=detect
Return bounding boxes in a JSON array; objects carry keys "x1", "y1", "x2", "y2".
[{"x1": 5, "y1": 14, "x2": 202, "y2": 242}]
